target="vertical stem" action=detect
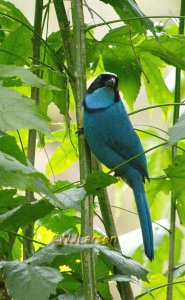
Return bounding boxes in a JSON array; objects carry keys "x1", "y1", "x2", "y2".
[
  {"x1": 167, "y1": 2, "x2": 185, "y2": 299},
  {"x1": 94, "y1": 161, "x2": 134, "y2": 300},
  {"x1": 71, "y1": 1, "x2": 97, "y2": 299},
  {"x1": 23, "y1": 0, "x2": 43, "y2": 259}
]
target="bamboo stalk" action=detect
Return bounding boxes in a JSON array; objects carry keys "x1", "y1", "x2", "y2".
[
  {"x1": 94, "y1": 161, "x2": 134, "y2": 300},
  {"x1": 71, "y1": 1, "x2": 97, "y2": 299},
  {"x1": 166, "y1": 2, "x2": 185, "y2": 299},
  {"x1": 23, "y1": 0, "x2": 43, "y2": 259}
]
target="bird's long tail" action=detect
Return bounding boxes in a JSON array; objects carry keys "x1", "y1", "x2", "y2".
[{"x1": 132, "y1": 180, "x2": 154, "y2": 260}]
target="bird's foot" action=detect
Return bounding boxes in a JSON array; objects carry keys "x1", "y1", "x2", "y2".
[{"x1": 76, "y1": 127, "x2": 84, "y2": 135}]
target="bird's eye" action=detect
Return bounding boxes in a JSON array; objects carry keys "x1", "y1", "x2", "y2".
[{"x1": 98, "y1": 75, "x2": 102, "y2": 80}]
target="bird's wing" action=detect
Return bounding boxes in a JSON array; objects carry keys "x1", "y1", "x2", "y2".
[{"x1": 106, "y1": 101, "x2": 149, "y2": 180}]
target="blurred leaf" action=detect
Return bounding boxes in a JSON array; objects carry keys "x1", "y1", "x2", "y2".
[
  {"x1": 1, "y1": 260, "x2": 62, "y2": 300},
  {"x1": 55, "y1": 291, "x2": 84, "y2": 300},
  {"x1": 102, "y1": 27, "x2": 142, "y2": 106},
  {"x1": 141, "y1": 274, "x2": 185, "y2": 300},
  {"x1": 98, "y1": 245, "x2": 149, "y2": 282},
  {"x1": 0, "y1": 86, "x2": 52, "y2": 137},
  {"x1": 28, "y1": 242, "x2": 149, "y2": 281},
  {"x1": 99, "y1": 274, "x2": 149, "y2": 293},
  {"x1": 46, "y1": 135, "x2": 78, "y2": 175},
  {"x1": 139, "y1": 35, "x2": 185, "y2": 70},
  {"x1": 0, "y1": 150, "x2": 56, "y2": 198},
  {"x1": 37, "y1": 210, "x2": 80, "y2": 235},
  {"x1": 85, "y1": 171, "x2": 118, "y2": 195},
  {"x1": 165, "y1": 154, "x2": 185, "y2": 224},
  {"x1": 0, "y1": 189, "x2": 25, "y2": 214},
  {"x1": 0, "y1": 65, "x2": 61, "y2": 90},
  {"x1": 0, "y1": 25, "x2": 32, "y2": 65},
  {"x1": 99, "y1": 0, "x2": 155, "y2": 35},
  {"x1": 0, "y1": 135, "x2": 26, "y2": 164},
  {"x1": 140, "y1": 52, "x2": 173, "y2": 111},
  {"x1": 174, "y1": 264, "x2": 185, "y2": 279},
  {"x1": 54, "y1": 187, "x2": 86, "y2": 211},
  {"x1": 0, "y1": 199, "x2": 53, "y2": 230},
  {"x1": 167, "y1": 113, "x2": 185, "y2": 147},
  {"x1": 0, "y1": 0, "x2": 31, "y2": 30}
]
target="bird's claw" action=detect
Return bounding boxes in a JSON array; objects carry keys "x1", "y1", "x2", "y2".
[{"x1": 76, "y1": 127, "x2": 84, "y2": 135}]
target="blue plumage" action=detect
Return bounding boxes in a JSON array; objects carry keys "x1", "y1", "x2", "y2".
[{"x1": 83, "y1": 72, "x2": 154, "y2": 260}]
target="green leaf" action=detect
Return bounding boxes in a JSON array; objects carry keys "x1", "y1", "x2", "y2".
[
  {"x1": 141, "y1": 274, "x2": 185, "y2": 300},
  {"x1": 0, "y1": 25, "x2": 32, "y2": 65},
  {"x1": 0, "y1": 86, "x2": 52, "y2": 137},
  {"x1": 165, "y1": 154, "x2": 185, "y2": 225},
  {"x1": 1, "y1": 260, "x2": 62, "y2": 300},
  {"x1": 99, "y1": 0, "x2": 155, "y2": 35},
  {"x1": 0, "y1": 65, "x2": 61, "y2": 90},
  {"x1": 54, "y1": 187, "x2": 86, "y2": 211},
  {"x1": 167, "y1": 113, "x2": 185, "y2": 147},
  {"x1": 0, "y1": 0, "x2": 31, "y2": 30},
  {"x1": 28, "y1": 242, "x2": 149, "y2": 282},
  {"x1": 37, "y1": 210, "x2": 80, "y2": 235},
  {"x1": 0, "y1": 199, "x2": 53, "y2": 230},
  {"x1": 140, "y1": 52, "x2": 173, "y2": 111},
  {"x1": 46, "y1": 134, "x2": 78, "y2": 175},
  {"x1": 98, "y1": 246, "x2": 149, "y2": 282},
  {"x1": 99, "y1": 274, "x2": 150, "y2": 293},
  {"x1": 85, "y1": 171, "x2": 118, "y2": 195},
  {"x1": 55, "y1": 291, "x2": 84, "y2": 300},
  {"x1": 0, "y1": 135, "x2": 26, "y2": 164},
  {"x1": 139, "y1": 35, "x2": 185, "y2": 70},
  {"x1": 0, "y1": 150, "x2": 55, "y2": 197},
  {"x1": 0, "y1": 189, "x2": 25, "y2": 213},
  {"x1": 102, "y1": 27, "x2": 142, "y2": 106}
]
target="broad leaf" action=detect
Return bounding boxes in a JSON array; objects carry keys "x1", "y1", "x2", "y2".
[
  {"x1": 55, "y1": 291, "x2": 84, "y2": 300},
  {"x1": 46, "y1": 133, "x2": 78, "y2": 175},
  {"x1": 0, "y1": 65, "x2": 61, "y2": 90},
  {"x1": 102, "y1": 27, "x2": 142, "y2": 106},
  {"x1": 0, "y1": 25, "x2": 32, "y2": 65},
  {"x1": 1, "y1": 260, "x2": 62, "y2": 300},
  {"x1": 165, "y1": 154, "x2": 185, "y2": 225},
  {"x1": 54, "y1": 187, "x2": 86, "y2": 211},
  {"x1": 0, "y1": 86, "x2": 52, "y2": 137},
  {"x1": 0, "y1": 199, "x2": 53, "y2": 230},
  {"x1": 98, "y1": 245, "x2": 149, "y2": 281},
  {"x1": 0, "y1": 135, "x2": 26, "y2": 164},
  {"x1": 85, "y1": 171, "x2": 118, "y2": 195},
  {"x1": 139, "y1": 35, "x2": 185, "y2": 70},
  {"x1": 28, "y1": 242, "x2": 149, "y2": 281},
  {"x1": 0, "y1": 150, "x2": 54, "y2": 197},
  {"x1": 140, "y1": 52, "x2": 173, "y2": 111},
  {"x1": 99, "y1": 0, "x2": 155, "y2": 35},
  {"x1": 37, "y1": 210, "x2": 80, "y2": 235},
  {"x1": 141, "y1": 274, "x2": 185, "y2": 300},
  {"x1": 167, "y1": 112, "x2": 185, "y2": 147}
]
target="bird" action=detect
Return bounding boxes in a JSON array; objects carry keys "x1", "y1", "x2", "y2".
[{"x1": 83, "y1": 72, "x2": 154, "y2": 260}]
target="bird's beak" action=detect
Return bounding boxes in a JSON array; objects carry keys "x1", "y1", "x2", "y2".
[{"x1": 105, "y1": 77, "x2": 116, "y2": 87}]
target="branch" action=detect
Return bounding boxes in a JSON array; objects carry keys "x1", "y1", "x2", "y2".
[
  {"x1": 23, "y1": 0, "x2": 43, "y2": 259},
  {"x1": 167, "y1": 2, "x2": 185, "y2": 300}
]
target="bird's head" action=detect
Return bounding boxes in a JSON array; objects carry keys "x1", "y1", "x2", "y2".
[{"x1": 87, "y1": 72, "x2": 119, "y2": 102}]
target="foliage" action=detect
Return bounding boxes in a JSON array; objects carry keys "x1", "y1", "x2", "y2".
[{"x1": 0, "y1": 0, "x2": 185, "y2": 299}]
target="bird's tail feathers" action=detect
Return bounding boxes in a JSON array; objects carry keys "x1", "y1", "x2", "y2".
[{"x1": 132, "y1": 182, "x2": 154, "y2": 261}]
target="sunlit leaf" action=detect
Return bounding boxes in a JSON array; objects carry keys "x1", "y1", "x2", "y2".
[
  {"x1": 0, "y1": 65, "x2": 61, "y2": 90},
  {"x1": 0, "y1": 199, "x2": 53, "y2": 230},
  {"x1": 0, "y1": 25, "x2": 32, "y2": 65},
  {"x1": 167, "y1": 113, "x2": 185, "y2": 147},
  {"x1": 0, "y1": 86, "x2": 52, "y2": 137}
]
